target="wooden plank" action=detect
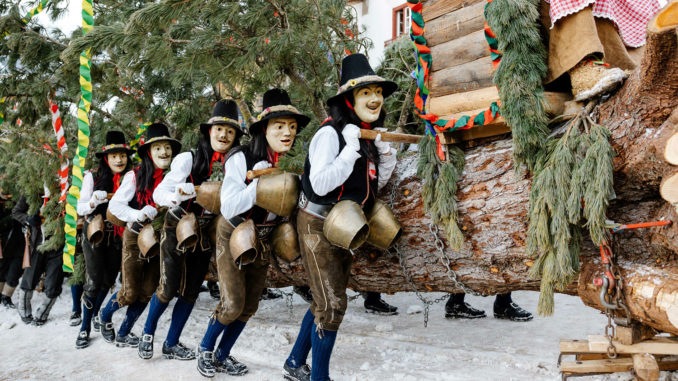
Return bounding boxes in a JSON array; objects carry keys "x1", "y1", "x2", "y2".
[
  {"x1": 657, "y1": 357, "x2": 678, "y2": 371},
  {"x1": 576, "y1": 353, "x2": 617, "y2": 361},
  {"x1": 429, "y1": 56, "x2": 494, "y2": 97},
  {"x1": 588, "y1": 335, "x2": 678, "y2": 355},
  {"x1": 423, "y1": 0, "x2": 484, "y2": 23},
  {"x1": 560, "y1": 339, "x2": 592, "y2": 354},
  {"x1": 425, "y1": 1, "x2": 486, "y2": 47},
  {"x1": 632, "y1": 353, "x2": 660, "y2": 381},
  {"x1": 431, "y1": 29, "x2": 489, "y2": 72},
  {"x1": 429, "y1": 90, "x2": 572, "y2": 119},
  {"x1": 561, "y1": 358, "x2": 634, "y2": 374},
  {"x1": 616, "y1": 324, "x2": 657, "y2": 345}
]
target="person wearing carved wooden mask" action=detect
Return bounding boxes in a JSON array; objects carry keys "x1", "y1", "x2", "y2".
[
  {"x1": 137, "y1": 100, "x2": 245, "y2": 361},
  {"x1": 98, "y1": 123, "x2": 181, "y2": 350},
  {"x1": 284, "y1": 53, "x2": 398, "y2": 381},
  {"x1": 197, "y1": 88, "x2": 309, "y2": 378}
]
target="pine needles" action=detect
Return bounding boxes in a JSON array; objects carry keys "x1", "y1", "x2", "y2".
[
  {"x1": 417, "y1": 136, "x2": 465, "y2": 250},
  {"x1": 527, "y1": 114, "x2": 615, "y2": 315}
]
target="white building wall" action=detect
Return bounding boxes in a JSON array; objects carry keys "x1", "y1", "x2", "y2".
[{"x1": 350, "y1": 0, "x2": 409, "y2": 67}]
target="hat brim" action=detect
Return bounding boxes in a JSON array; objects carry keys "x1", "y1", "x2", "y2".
[
  {"x1": 136, "y1": 138, "x2": 182, "y2": 158},
  {"x1": 326, "y1": 79, "x2": 398, "y2": 106},
  {"x1": 95, "y1": 147, "x2": 135, "y2": 158},
  {"x1": 200, "y1": 121, "x2": 245, "y2": 137},
  {"x1": 249, "y1": 111, "x2": 311, "y2": 135}
]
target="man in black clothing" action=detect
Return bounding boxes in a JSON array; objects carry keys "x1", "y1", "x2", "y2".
[
  {"x1": 445, "y1": 292, "x2": 533, "y2": 321},
  {"x1": 0, "y1": 198, "x2": 24, "y2": 308},
  {"x1": 14, "y1": 195, "x2": 64, "y2": 325}
]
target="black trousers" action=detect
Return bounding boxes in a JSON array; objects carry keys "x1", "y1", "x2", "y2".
[
  {"x1": 0, "y1": 255, "x2": 23, "y2": 288},
  {"x1": 20, "y1": 248, "x2": 64, "y2": 298},
  {"x1": 81, "y1": 221, "x2": 122, "y2": 299},
  {"x1": 156, "y1": 213, "x2": 214, "y2": 304}
]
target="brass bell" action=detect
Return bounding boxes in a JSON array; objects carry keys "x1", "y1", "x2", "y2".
[
  {"x1": 271, "y1": 222, "x2": 300, "y2": 262},
  {"x1": 86, "y1": 213, "x2": 105, "y2": 245},
  {"x1": 323, "y1": 200, "x2": 369, "y2": 250},
  {"x1": 137, "y1": 224, "x2": 160, "y2": 259},
  {"x1": 176, "y1": 212, "x2": 199, "y2": 251},
  {"x1": 196, "y1": 181, "x2": 222, "y2": 214},
  {"x1": 255, "y1": 172, "x2": 299, "y2": 217},
  {"x1": 365, "y1": 199, "x2": 402, "y2": 249},
  {"x1": 229, "y1": 219, "x2": 259, "y2": 266},
  {"x1": 106, "y1": 208, "x2": 126, "y2": 227}
]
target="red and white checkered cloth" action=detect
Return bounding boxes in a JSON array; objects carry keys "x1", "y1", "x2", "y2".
[{"x1": 546, "y1": 0, "x2": 661, "y2": 47}]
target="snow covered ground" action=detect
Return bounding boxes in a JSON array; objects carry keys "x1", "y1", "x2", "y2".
[{"x1": 0, "y1": 286, "x2": 674, "y2": 381}]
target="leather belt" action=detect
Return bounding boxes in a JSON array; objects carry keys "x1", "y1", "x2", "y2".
[{"x1": 298, "y1": 192, "x2": 332, "y2": 220}]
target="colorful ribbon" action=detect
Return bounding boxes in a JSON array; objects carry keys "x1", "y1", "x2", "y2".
[
  {"x1": 63, "y1": 0, "x2": 94, "y2": 272},
  {"x1": 406, "y1": 0, "x2": 502, "y2": 158},
  {"x1": 130, "y1": 122, "x2": 150, "y2": 163},
  {"x1": 0, "y1": 97, "x2": 4, "y2": 125},
  {"x1": 49, "y1": 100, "x2": 69, "y2": 203},
  {"x1": 21, "y1": 0, "x2": 50, "y2": 24}
]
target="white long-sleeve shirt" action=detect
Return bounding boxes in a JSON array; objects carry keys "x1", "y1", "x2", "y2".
[
  {"x1": 154, "y1": 151, "x2": 193, "y2": 207},
  {"x1": 109, "y1": 171, "x2": 141, "y2": 225},
  {"x1": 219, "y1": 151, "x2": 276, "y2": 222},
  {"x1": 308, "y1": 126, "x2": 397, "y2": 196},
  {"x1": 77, "y1": 171, "x2": 96, "y2": 216}
]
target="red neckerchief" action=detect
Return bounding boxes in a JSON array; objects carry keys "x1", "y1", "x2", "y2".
[
  {"x1": 136, "y1": 154, "x2": 164, "y2": 207},
  {"x1": 266, "y1": 147, "x2": 279, "y2": 166},
  {"x1": 209, "y1": 151, "x2": 224, "y2": 177},
  {"x1": 112, "y1": 171, "x2": 124, "y2": 236},
  {"x1": 344, "y1": 96, "x2": 372, "y2": 130}
]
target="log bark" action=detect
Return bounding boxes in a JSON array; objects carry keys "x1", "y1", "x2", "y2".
[
  {"x1": 429, "y1": 56, "x2": 494, "y2": 96},
  {"x1": 423, "y1": 0, "x2": 484, "y2": 23},
  {"x1": 424, "y1": 1, "x2": 485, "y2": 47},
  {"x1": 430, "y1": 29, "x2": 489, "y2": 72}
]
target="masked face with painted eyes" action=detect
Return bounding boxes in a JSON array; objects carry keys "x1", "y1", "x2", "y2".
[
  {"x1": 210, "y1": 124, "x2": 237, "y2": 153},
  {"x1": 352, "y1": 84, "x2": 383, "y2": 124},
  {"x1": 107, "y1": 152, "x2": 128, "y2": 174},
  {"x1": 265, "y1": 116, "x2": 298, "y2": 154},
  {"x1": 150, "y1": 142, "x2": 173, "y2": 169}
]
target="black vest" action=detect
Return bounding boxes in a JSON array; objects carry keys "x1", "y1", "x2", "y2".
[
  {"x1": 301, "y1": 125, "x2": 379, "y2": 211},
  {"x1": 181, "y1": 151, "x2": 212, "y2": 216},
  {"x1": 91, "y1": 169, "x2": 119, "y2": 216},
  {"x1": 128, "y1": 169, "x2": 161, "y2": 210}
]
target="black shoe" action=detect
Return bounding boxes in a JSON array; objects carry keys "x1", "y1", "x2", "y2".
[
  {"x1": 138, "y1": 334, "x2": 154, "y2": 359},
  {"x1": 116, "y1": 332, "x2": 140, "y2": 348},
  {"x1": 283, "y1": 362, "x2": 311, "y2": 381},
  {"x1": 1, "y1": 295, "x2": 15, "y2": 309},
  {"x1": 99, "y1": 314, "x2": 116, "y2": 343},
  {"x1": 494, "y1": 302, "x2": 533, "y2": 322},
  {"x1": 199, "y1": 284, "x2": 209, "y2": 293},
  {"x1": 445, "y1": 301, "x2": 486, "y2": 319},
  {"x1": 162, "y1": 341, "x2": 196, "y2": 360},
  {"x1": 32, "y1": 316, "x2": 48, "y2": 326},
  {"x1": 69, "y1": 311, "x2": 82, "y2": 327},
  {"x1": 208, "y1": 283, "x2": 220, "y2": 300},
  {"x1": 293, "y1": 286, "x2": 313, "y2": 304},
  {"x1": 93, "y1": 315, "x2": 101, "y2": 333},
  {"x1": 215, "y1": 354, "x2": 248, "y2": 376},
  {"x1": 20, "y1": 314, "x2": 33, "y2": 325},
  {"x1": 75, "y1": 330, "x2": 90, "y2": 349},
  {"x1": 364, "y1": 298, "x2": 398, "y2": 316},
  {"x1": 261, "y1": 288, "x2": 283, "y2": 301},
  {"x1": 197, "y1": 348, "x2": 216, "y2": 378}
]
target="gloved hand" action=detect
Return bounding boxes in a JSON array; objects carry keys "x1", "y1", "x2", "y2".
[
  {"x1": 90, "y1": 190, "x2": 109, "y2": 207},
  {"x1": 373, "y1": 127, "x2": 392, "y2": 155},
  {"x1": 341, "y1": 124, "x2": 361, "y2": 152},
  {"x1": 173, "y1": 182, "x2": 196, "y2": 204},
  {"x1": 252, "y1": 161, "x2": 272, "y2": 171},
  {"x1": 137, "y1": 205, "x2": 158, "y2": 222}
]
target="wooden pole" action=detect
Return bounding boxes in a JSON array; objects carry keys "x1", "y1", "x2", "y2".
[{"x1": 359, "y1": 129, "x2": 422, "y2": 144}]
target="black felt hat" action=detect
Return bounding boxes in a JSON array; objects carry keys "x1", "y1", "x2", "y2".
[
  {"x1": 326, "y1": 53, "x2": 398, "y2": 106},
  {"x1": 199, "y1": 99, "x2": 247, "y2": 137},
  {"x1": 136, "y1": 123, "x2": 182, "y2": 157},
  {"x1": 95, "y1": 130, "x2": 134, "y2": 158},
  {"x1": 249, "y1": 88, "x2": 311, "y2": 135}
]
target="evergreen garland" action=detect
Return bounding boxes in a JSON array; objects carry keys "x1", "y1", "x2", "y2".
[
  {"x1": 417, "y1": 136, "x2": 465, "y2": 250},
  {"x1": 527, "y1": 114, "x2": 615, "y2": 315},
  {"x1": 484, "y1": 0, "x2": 549, "y2": 171}
]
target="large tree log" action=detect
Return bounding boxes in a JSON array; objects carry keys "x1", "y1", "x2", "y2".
[{"x1": 265, "y1": 3, "x2": 678, "y2": 335}]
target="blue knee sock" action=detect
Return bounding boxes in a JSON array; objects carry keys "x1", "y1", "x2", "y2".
[
  {"x1": 310, "y1": 324, "x2": 337, "y2": 381},
  {"x1": 286, "y1": 309, "x2": 314, "y2": 368},
  {"x1": 215, "y1": 319, "x2": 247, "y2": 362},
  {"x1": 71, "y1": 285, "x2": 83, "y2": 313},
  {"x1": 164, "y1": 298, "x2": 195, "y2": 347},
  {"x1": 99, "y1": 292, "x2": 121, "y2": 323},
  {"x1": 93, "y1": 289, "x2": 108, "y2": 317},
  {"x1": 79, "y1": 293, "x2": 97, "y2": 333},
  {"x1": 118, "y1": 301, "x2": 147, "y2": 337},
  {"x1": 199, "y1": 316, "x2": 227, "y2": 351},
  {"x1": 143, "y1": 294, "x2": 169, "y2": 336}
]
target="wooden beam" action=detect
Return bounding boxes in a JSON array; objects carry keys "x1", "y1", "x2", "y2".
[
  {"x1": 561, "y1": 358, "x2": 634, "y2": 374},
  {"x1": 424, "y1": 1, "x2": 485, "y2": 47},
  {"x1": 587, "y1": 335, "x2": 678, "y2": 355},
  {"x1": 632, "y1": 353, "x2": 660, "y2": 381},
  {"x1": 429, "y1": 56, "x2": 494, "y2": 97},
  {"x1": 430, "y1": 30, "x2": 489, "y2": 72},
  {"x1": 422, "y1": 0, "x2": 484, "y2": 23},
  {"x1": 560, "y1": 339, "x2": 591, "y2": 354},
  {"x1": 429, "y1": 87, "x2": 498, "y2": 116}
]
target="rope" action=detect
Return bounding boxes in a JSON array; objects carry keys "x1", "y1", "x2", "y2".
[
  {"x1": 49, "y1": 100, "x2": 69, "y2": 203},
  {"x1": 63, "y1": 0, "x2": 94, "y2": 272}
]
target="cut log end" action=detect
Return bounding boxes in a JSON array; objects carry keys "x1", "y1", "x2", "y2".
[
  {"x1": 660, "y1": 172, "x2": 678, "y2": 203},
  {"x1": 632, "y1": 353, "x2": 660, "y2": 381},
  {"x1": 651, "y1": 0, "x2": 678, "y2": 32},
  {"x1": 664, "y1": 133, "x2": 678, "y2": 165}
]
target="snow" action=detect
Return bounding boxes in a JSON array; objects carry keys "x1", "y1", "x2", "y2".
[{"x1": 0, "y1": 287, "x2": 673, "y2": 380}]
